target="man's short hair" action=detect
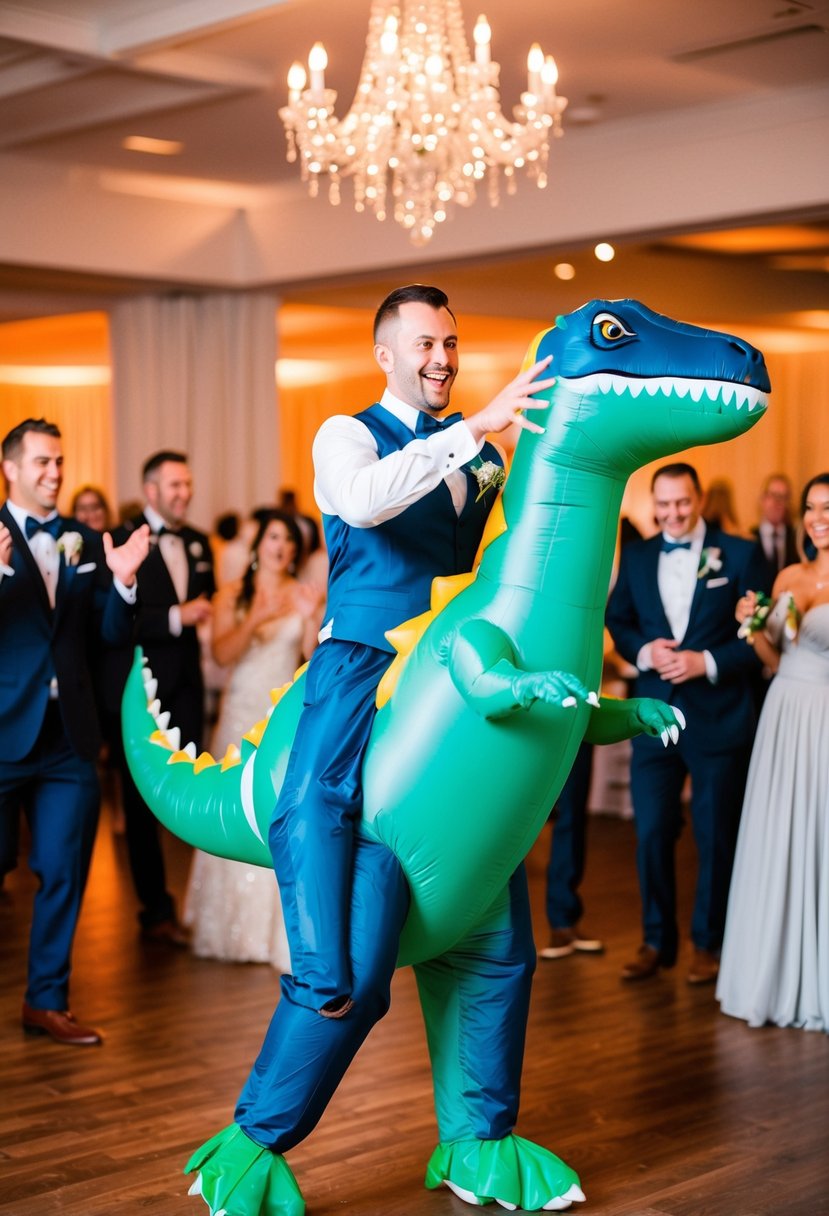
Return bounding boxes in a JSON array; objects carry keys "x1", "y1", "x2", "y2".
[
  {"x1": 2, "y1": 418, "x2": 61, "y2": 463},
  {"x1": 373, "y1": 284, "x2": 456, "y2": 341},
  {"x1": 651, "y1": 462, "x2": 701, "y2": 493},
  {"x1": 142, "y1": 450, "x2": 188, "y2": 481}
]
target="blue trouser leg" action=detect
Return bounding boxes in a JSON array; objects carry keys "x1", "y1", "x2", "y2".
[
  {"x1": 0, "y1": 705, "x2": 100, "y2": 1008},
  {"x1": 545, "y1": 742, "x2": 593, "y2": 929},
  {"x1": 629, "y1": 736, "x2": 687, "y2": 965},
  {"x1": 235, "y1": 836, "x2": 409, "y2": 1151},
  {"x1": 268, "y1": 640, "x2": 392, "y2": 1011},
  {"x1": 414, "y1": 866, "x2": 536, "y2": 1144}
]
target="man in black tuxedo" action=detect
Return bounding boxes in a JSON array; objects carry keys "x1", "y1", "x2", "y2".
[
  {"x1": 752, "y1": 472, "x2": 799, "y2": 576},
  {"x1": 606, "y1": 463, "x2": 770, "y2": 986},
  {"x1": 105, "y1": 450, "x2": 214, "y2": 944},
  {"x1": 0, "y1": 418, "x2": 149, "y2": 1045}
]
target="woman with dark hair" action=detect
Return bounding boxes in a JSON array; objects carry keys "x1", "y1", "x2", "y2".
[
  {"x1": 184, "y1": 510, "x2": 322, "y2": 965},
  {"x1": 718, "y1": 472, "x2": 829, "y2": 1032}
]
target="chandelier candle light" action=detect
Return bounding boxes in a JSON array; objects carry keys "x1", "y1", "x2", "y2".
[{"x1": 279, "y1": 0, "x2": 566, "y2": 245}]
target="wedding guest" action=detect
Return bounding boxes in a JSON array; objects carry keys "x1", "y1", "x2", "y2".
[
  {"x1": 751, "y1": 472, "x2": 799, "y2": 577},
  {"x1": 717, "y1": 472, "x2": 829, "y2": 1032},
  {"x1": 606, "y1": 462, "x2": 770, "y2": 984},
  {"x1": 103, "y1": 450, "x2": 215, "y2": 946},
  {"x1": 70, "y1": 484, "x2": 112, "y2": 532},
  {"x1": 0, "y1": 418, "x2": 148, "y2": 1045},
  {"x1": 701, "y1": 477, "x2": 741, "y2": 534},
  {"x1": 184, "y1": 510, "x2": 320, "y2": 966}
]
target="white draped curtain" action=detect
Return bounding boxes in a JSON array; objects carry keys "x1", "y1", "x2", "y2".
[{"x1": 109, "y1": 293, "x2": 279, "y2": 531}]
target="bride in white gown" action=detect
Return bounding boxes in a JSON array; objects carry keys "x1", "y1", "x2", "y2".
[
  {"x1": 717, "y1": 473, "x2": 829, "y2": 1032},
  {"x1": 184, "y1": 511, "x2": 321, "y2": 968}
]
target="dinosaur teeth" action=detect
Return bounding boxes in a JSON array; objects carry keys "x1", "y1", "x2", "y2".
[
  {"x1": 166, "y1": 726, "x2": 181, "y2": 752},
  {"x1": 143, "y1": 676, "x2": 158, "y2": 702},
  {"x1": 156, "y1": 710, "x2": 171, "y2": 731}
]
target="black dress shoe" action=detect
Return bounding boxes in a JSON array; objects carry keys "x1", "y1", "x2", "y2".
[
  {"x1": 141, "y1": 918, "x2": 190, "y2": 947},
  {"x1": 621, "y1": 943, "x2": 663, "y2": 981},
  {"x1": 22, "y1": 1003, "x2": 103, "y2": 1046}
]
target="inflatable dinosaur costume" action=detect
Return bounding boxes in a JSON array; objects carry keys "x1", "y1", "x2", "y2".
[{"x1": 123, "y1": 300, "x2": 770, "y2": 1214}]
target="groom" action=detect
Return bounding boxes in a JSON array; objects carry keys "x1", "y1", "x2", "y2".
[
  {"x1": 0, "y1": 417, "x2": 149, "y2": 1045},
  {"x1": 606, "y1": 462, "x2": 770, "y2": 984}
]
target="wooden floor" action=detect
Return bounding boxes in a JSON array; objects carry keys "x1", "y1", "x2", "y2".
[{"x1": 1, "y1": 804, "x2": 827, "y2": 1216}]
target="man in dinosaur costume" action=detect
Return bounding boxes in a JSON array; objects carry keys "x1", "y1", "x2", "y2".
[{"x1": 123, "y1": 299, "x2": 770, "y2": 1215}]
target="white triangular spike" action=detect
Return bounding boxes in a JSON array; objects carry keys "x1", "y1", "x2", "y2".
[
  {"x1": 148, "y1": 698, "x2": 161, "y2": 718},
  {"x1": 156, "y1": 710, "x2": 170, "y2": 731},
  {"x1": 183, "y1": 741, "x2": 197, "y2": 759},
  {"x1": 143, "y1": 677, "x2": 158, "y2": 702},
  {"x1": 187, "y1": 1173, "x2": 203, "y2": 1197},
  {"x1": 165, "y1": 726, "x2": 181, "y2": 752},
  {"x1": 443, "y1": 1179, "x2": 483, "y2": 1205}
]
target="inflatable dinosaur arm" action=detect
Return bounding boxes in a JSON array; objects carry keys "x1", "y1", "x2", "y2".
[
  {"x1": 443, "y1": 619, "x2": 591, "y2": 720},
  {"x1": 583, "y1": 695, "x2": 686, "y2": 747}
]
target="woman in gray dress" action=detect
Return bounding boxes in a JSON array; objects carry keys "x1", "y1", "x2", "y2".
[{"x1": 717, "y1": 472, "x2": 829, "y2": 1032}]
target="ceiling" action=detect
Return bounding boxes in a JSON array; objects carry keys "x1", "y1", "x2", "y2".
[{"x1": 0, "y1": 0, "x2": 827, "y2": 329}]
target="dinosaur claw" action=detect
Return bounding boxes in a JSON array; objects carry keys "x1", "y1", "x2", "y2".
[
  {"x1": 587, "y1": 691, "x2": 600, "y2": 708},
  {"x1": 660, "y1": 729, "x2": 669, "y2": 746},
  {"x1": 562, "y1": 696, "x2": 577, "y2": 708},
  {"x1": 496, "y1": 1201, "x2": 518, "y2": 1211},
  {"x1": 673, "y1": 706, "x2": 687, "y2": 729},
  {"x1": 669, "y1": 724, "x2": 679, "y2": 744}
]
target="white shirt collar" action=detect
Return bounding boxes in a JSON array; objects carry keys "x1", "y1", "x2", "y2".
[
  {"x1": 144, "y1": 504, "x2": 168, "y2": 534},
  {"x1": 5, "y1": 500, "x2": 59, "y2": 533},
  {"x1": 379, "y1": 388, "x2": 449, "y2": 435}
]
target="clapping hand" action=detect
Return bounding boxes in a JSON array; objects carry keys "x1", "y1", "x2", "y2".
[{"x1": 103, "y1": 524, "x2": 150, "y2": 587}]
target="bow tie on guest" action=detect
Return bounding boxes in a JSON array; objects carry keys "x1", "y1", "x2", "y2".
[
  {"x1": 660, "y1": 538, "x2": 692, "y2": 553},
  {"x1": 25, "y1": 514, "x2": 61, "y2": 540},
  {"x1": 415, "y1": 410, "x2": 463, "y2": 436}
]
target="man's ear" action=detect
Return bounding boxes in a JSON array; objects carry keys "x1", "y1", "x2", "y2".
[
  {"x1": 2, "y1": 458, "x2": 17, "y2": 486},
  {"x1": 374, "y1": 342, "x2": 393, "y2": 374}
]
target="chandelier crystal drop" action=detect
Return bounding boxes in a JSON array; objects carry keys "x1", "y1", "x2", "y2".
[{"x1": 279, "y1": 0, "x2": 566, "y2": 246}]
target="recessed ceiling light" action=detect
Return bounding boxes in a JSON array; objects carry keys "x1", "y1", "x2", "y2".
[
  {"x1": 554, "y1": 262, "x2": 576, "y2": 280},
  {"x1": 594, "y1": 242, "x2": 615, "y2": 262},
  {"x1": 122, "y1": 135, "x2": 183, "y2": 156}
]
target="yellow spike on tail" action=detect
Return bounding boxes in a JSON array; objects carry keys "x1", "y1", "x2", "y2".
[
  {"x1": 220, "y1": 744, "x2": 242, "y2": 772},
  {"x1": 150, "y1": 729, "x2": 174, "y2": 750},
  {"x1": 168, "y1": 750, "x2": 196, "y2": 766},
  {"x1": 194, "y1": 751, "x2": 217, "y2": 774},
  {"x1": 243, "y1": 718, "x2": 268, "y2": 749}
]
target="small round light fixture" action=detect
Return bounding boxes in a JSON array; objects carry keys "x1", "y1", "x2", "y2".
[
  {"x1": 553, "y1": 262, "x2": 575, "y2": 281},
  {"x1": 594, "y1": 242, "x2": 615, "y2": 262}
]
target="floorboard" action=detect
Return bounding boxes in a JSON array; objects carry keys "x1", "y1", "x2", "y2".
[{"x1": 1, "y1": 804, "x2": 827, "y2": 1215}]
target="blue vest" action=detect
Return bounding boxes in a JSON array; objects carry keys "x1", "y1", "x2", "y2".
[{"x1": 322, "y1": 405, "x2": 503, "y2": 651}]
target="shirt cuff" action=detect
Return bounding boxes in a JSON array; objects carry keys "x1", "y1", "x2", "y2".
[
  {"x1": 636, "y1": 643, "x2": 653, "y2": 671},
  {"x1": 703, "y1": 649, "x2": 718, "y2": 683},
  {"x1": 430, "y1": 420, "x2": 481, "y2": 472},
  {"x1": 168, "y1": 605, "x2": 183, "y2": 636},
  {"x1": 0, "y1": 564, "x2": 14, "y2": 580},
  {"x1": 113, "y1": 577, "x2": 137, "y2": 604}
]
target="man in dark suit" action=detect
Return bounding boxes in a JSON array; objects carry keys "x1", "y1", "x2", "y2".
[
  {"x1": 606, "y1": 462, "x2": 770, "y2": 985},
  {"x1": 106, "y1": 450, "x2": 214, "y2": 945},
  {"x1": 752, "y1": 472, "x2": 799, "y2": 577},
  {"x1": 0, "y1": 417, "x2": 148, "y2": 1045}
]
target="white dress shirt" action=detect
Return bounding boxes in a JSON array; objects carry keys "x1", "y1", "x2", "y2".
[
  {"x1": 637, "y1": 517, "x2": 717, "y2": 682},
  {"x1": 312, "y1": 389, "x2": 482, "y2": 528},
  {"x1": 144, "y1": 504, "x2": 188, "y2": 635},
  {"x1": 758, "y1": 519, "x2": 785, "y2": 570}
]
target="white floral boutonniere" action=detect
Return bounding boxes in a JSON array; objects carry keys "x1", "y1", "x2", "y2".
[
  {"x1": 737, "y1": 590, "x2": 771, "y2": 641},
  {"x1": 697, "y1": 546, "x2": 722, "y2": 580},
  {"x1": 470, "y1": 460, "x2": 506, "y2": 503},
  {"x1": 189, "y1": 540, "x2": 203, "y2": 558},
  {"x1": 57, "y1": 531, "x2": 83, "y2": 566}
]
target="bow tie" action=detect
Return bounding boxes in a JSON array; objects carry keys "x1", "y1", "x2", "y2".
[
  {"x1": 156, "y1": 525, "x2": 181, "y2": 538},
  {"x1": 416, "y1": 410, "x2": 462, "y2": 436},
  {"x1": 660, "y1": 538, "x2": 692, "y2": 553},
  {"x1": 25, "y1": 515, "x2": 61, "y2": 540}
]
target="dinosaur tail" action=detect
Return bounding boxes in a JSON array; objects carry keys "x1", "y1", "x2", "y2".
[{"x1": 121, "y1": 647, "x2": 302, "y2": 867}]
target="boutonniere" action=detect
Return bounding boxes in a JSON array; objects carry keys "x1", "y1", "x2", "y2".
[
  {"x1": 697, "y1": 547, "x2": 722, "y2": 580},
  {"x1": 188, "y1": 540, "x2": 203, "y2": 558},
  {"x1": 57, "y1": 531, "x2": 83, "y2": 566},
  {"x1": 470, "y1": 459, "x2": 506, "y2": 503}
]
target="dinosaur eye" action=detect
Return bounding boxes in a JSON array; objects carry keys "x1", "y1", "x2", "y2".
[{"x1": 592, "y1": 312, "x2": 636, "y2": 344}]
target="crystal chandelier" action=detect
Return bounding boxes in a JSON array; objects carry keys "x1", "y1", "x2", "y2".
[{"x1": 279, "y1": 0, "x2": 566, "y2": 246}]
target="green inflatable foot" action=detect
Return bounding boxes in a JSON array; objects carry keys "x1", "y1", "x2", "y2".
[
  {"x1": 425, "y1": 1135, "x2": 585, "y2": 1210},
  {"x1": 185, "y1": 1124, "x2": 305, "y2": 1216}
]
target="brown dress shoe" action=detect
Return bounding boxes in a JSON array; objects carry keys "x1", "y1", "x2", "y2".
[
  {"x1": 621, "y1": 943, "x2": 662, "y2": 981},
  {"x1": 141, "y1": 918, "x2": 190, "y2": 947},
  {"x1": 687, "y1": 948, "x2": 720, "y2": 985},
  {"x1": 22, "y1": 1004, "x2": 103, "y2": 1046},
  {"x1": 540, "y1": 924, "x2": 605, "y2": 960}
]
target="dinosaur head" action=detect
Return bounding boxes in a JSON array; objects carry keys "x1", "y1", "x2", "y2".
[{"x1": 525, "y1": 299, "x2": 770, "y2": 474}]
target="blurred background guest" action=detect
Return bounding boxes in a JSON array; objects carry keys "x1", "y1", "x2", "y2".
[
  {"x1": 70, "y1": 484, "x2": 112, "y2": 533},
  {"x1": 184, "y1": 509, "x2": 321, "y2": 967},
  {"x1": 701, "y1": 476, "x2": 741, "y2": 535},
  {"x1": 751, "y1": 472, "x2": 799, "y2": 576}
]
